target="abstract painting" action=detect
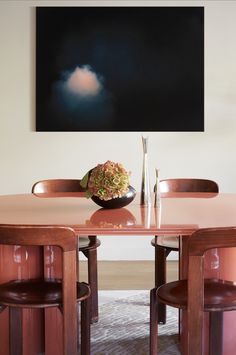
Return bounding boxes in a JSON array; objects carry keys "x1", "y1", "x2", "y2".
[{"x1": 36, "y1": 7, "x2": 204, "y2": 131}]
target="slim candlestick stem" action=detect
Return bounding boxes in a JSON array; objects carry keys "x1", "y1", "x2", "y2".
[
  {"x1": 154, "y1": 168, "x2": 161, "y2": 208},
  {"x1": 140, "y1": 136, "x2": 151, "y2": 206}
]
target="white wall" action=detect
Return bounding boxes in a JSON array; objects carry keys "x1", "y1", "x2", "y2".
[{"x1": 0, "y1": 0, "x2": 236, "y2": 260}]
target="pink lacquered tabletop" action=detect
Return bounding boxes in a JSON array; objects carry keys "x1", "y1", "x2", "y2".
[{"x1": 0, "y1": 192, "x2": 235, "y2": 236}]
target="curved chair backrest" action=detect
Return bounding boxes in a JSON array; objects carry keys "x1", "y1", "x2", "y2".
[
  {"x1": 0, "y1": 224, "x2": 79, "y2": 354},
  {"x1": 187, "y1": 226, "x2": 236, "y2": 354},
  {"x1": 32, "y1": 179, "x2": 84, "y2": 194},
  {"x1": 159, "y1": 178, "x2": 219, "y2": 193},
  {"x1": 0, "y1": 224, "x2": 77, "y2": 251},
  {"x1": 190, "y1": 227, "x2": 236, "y2": 256}
]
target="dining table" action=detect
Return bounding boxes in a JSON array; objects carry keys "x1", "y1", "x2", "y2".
[{"x1": 0, "y1": 191, "x2": 236, "y2": 355}]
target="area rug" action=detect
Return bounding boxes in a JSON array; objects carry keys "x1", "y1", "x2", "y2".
[{"x1": 91, "y1": 291, "x2": 180, "y2": 355}]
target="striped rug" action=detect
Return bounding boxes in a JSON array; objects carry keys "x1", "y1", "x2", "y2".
[{"x1": 91, "y1": 291, "x2": 180, "y2": 355}]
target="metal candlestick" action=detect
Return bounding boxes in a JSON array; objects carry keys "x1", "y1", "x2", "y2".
[{"x1": 140, "y1": 136, "x2": 151, "y2": 206}]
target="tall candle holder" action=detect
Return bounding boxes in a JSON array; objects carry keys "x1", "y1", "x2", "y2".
[
  {"x1": 154, "y1": 168, "x2": 161, "y2": 228},
  {"x1": 154, "y1": 168, "x2": 161, "y2": 208},
  {"x1": 140, "y1": 136, "x2": 151, "y2": 206}
]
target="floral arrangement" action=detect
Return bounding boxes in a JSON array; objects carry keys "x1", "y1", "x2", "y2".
[{"x1": 80, "y1": 160, "x2": 130, "y2": 201}]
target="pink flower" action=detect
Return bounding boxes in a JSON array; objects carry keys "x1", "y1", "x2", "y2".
[{"x1": 81, "y1": 160, "x2": 131, "y2": 200}]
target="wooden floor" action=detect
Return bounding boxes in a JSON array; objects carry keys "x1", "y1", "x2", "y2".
[{"x1": 79, "y1": 260, "x2": 178, "y2": 290}]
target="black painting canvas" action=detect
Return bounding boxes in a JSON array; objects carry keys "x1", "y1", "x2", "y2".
[{"x1": 36, "y1": 7, "x2": 204, "y2": 132}]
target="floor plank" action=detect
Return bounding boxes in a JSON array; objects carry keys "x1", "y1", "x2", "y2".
[{"x1": 79, "y1": 260, "x2": 178, "y2": 290}]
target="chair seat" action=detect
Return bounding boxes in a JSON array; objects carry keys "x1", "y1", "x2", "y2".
[
  {"x1": 157, "y1": 279, "x2": 236, "y2": 312},
  {"x1": 0, "y1": 279, "x2": 90, "y2": 308},
  {"x1": 78, "y1": 236, "x2": 101, "y2": 250},
  {"x1": 151, "y1": 236, "x2": 179, "y2": 249}
]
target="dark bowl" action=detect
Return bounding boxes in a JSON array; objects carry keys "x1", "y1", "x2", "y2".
[{"x1": 91, "y1": 185, "x2": 136, "y2": 209}]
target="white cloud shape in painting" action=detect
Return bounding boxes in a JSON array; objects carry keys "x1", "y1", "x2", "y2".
[
  {"x1": 65, "y1": 65, "x2": 102, "y2": 97},
  {"x1": 51, "y1": 65, "x2": 114, "y2": 129}
]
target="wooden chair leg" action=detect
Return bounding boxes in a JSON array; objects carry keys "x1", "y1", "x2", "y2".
[
  {"x1": 209, "y1": 311, "x2": 223, "y2": 355},
  {"x1": 150, "y1": 288, "x2": 158, "y2": 355},
  {"x1": 76, "y1": 304, "x2": 80, "y2": 352},
  {"x1": 81, "y1": 297, "x2": 91, "y2": 355},
  {"x1": 9, "y1": 307, "x2": 23, "y2": 355},
  {"x1": 155, "y1": 245, "x2": 169, "y2": 324},
  {"x1": 86, "y1": 248, "x2": 99, "y2": 323},
  {"x1": 63, "y1": 251, "x2": 77, "y2": 355}
]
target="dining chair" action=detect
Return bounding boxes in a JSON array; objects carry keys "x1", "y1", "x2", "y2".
[
  {"x1": 0, "y1": 224, "x2": 90, "y2": 355},
  {"x1": 150, "y1": 226, "x2": 236, "y2": 355},
  {"x1": 31, "y1": 179, "x2": 101, "y2": 323},
  {"x1": 151, "y1": 178, "x2": 219, "y2": 324}
]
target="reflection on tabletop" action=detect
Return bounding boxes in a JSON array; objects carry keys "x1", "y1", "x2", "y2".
[{"x1": 88, "y1": 208, "x2": 136, "y2": 229}]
